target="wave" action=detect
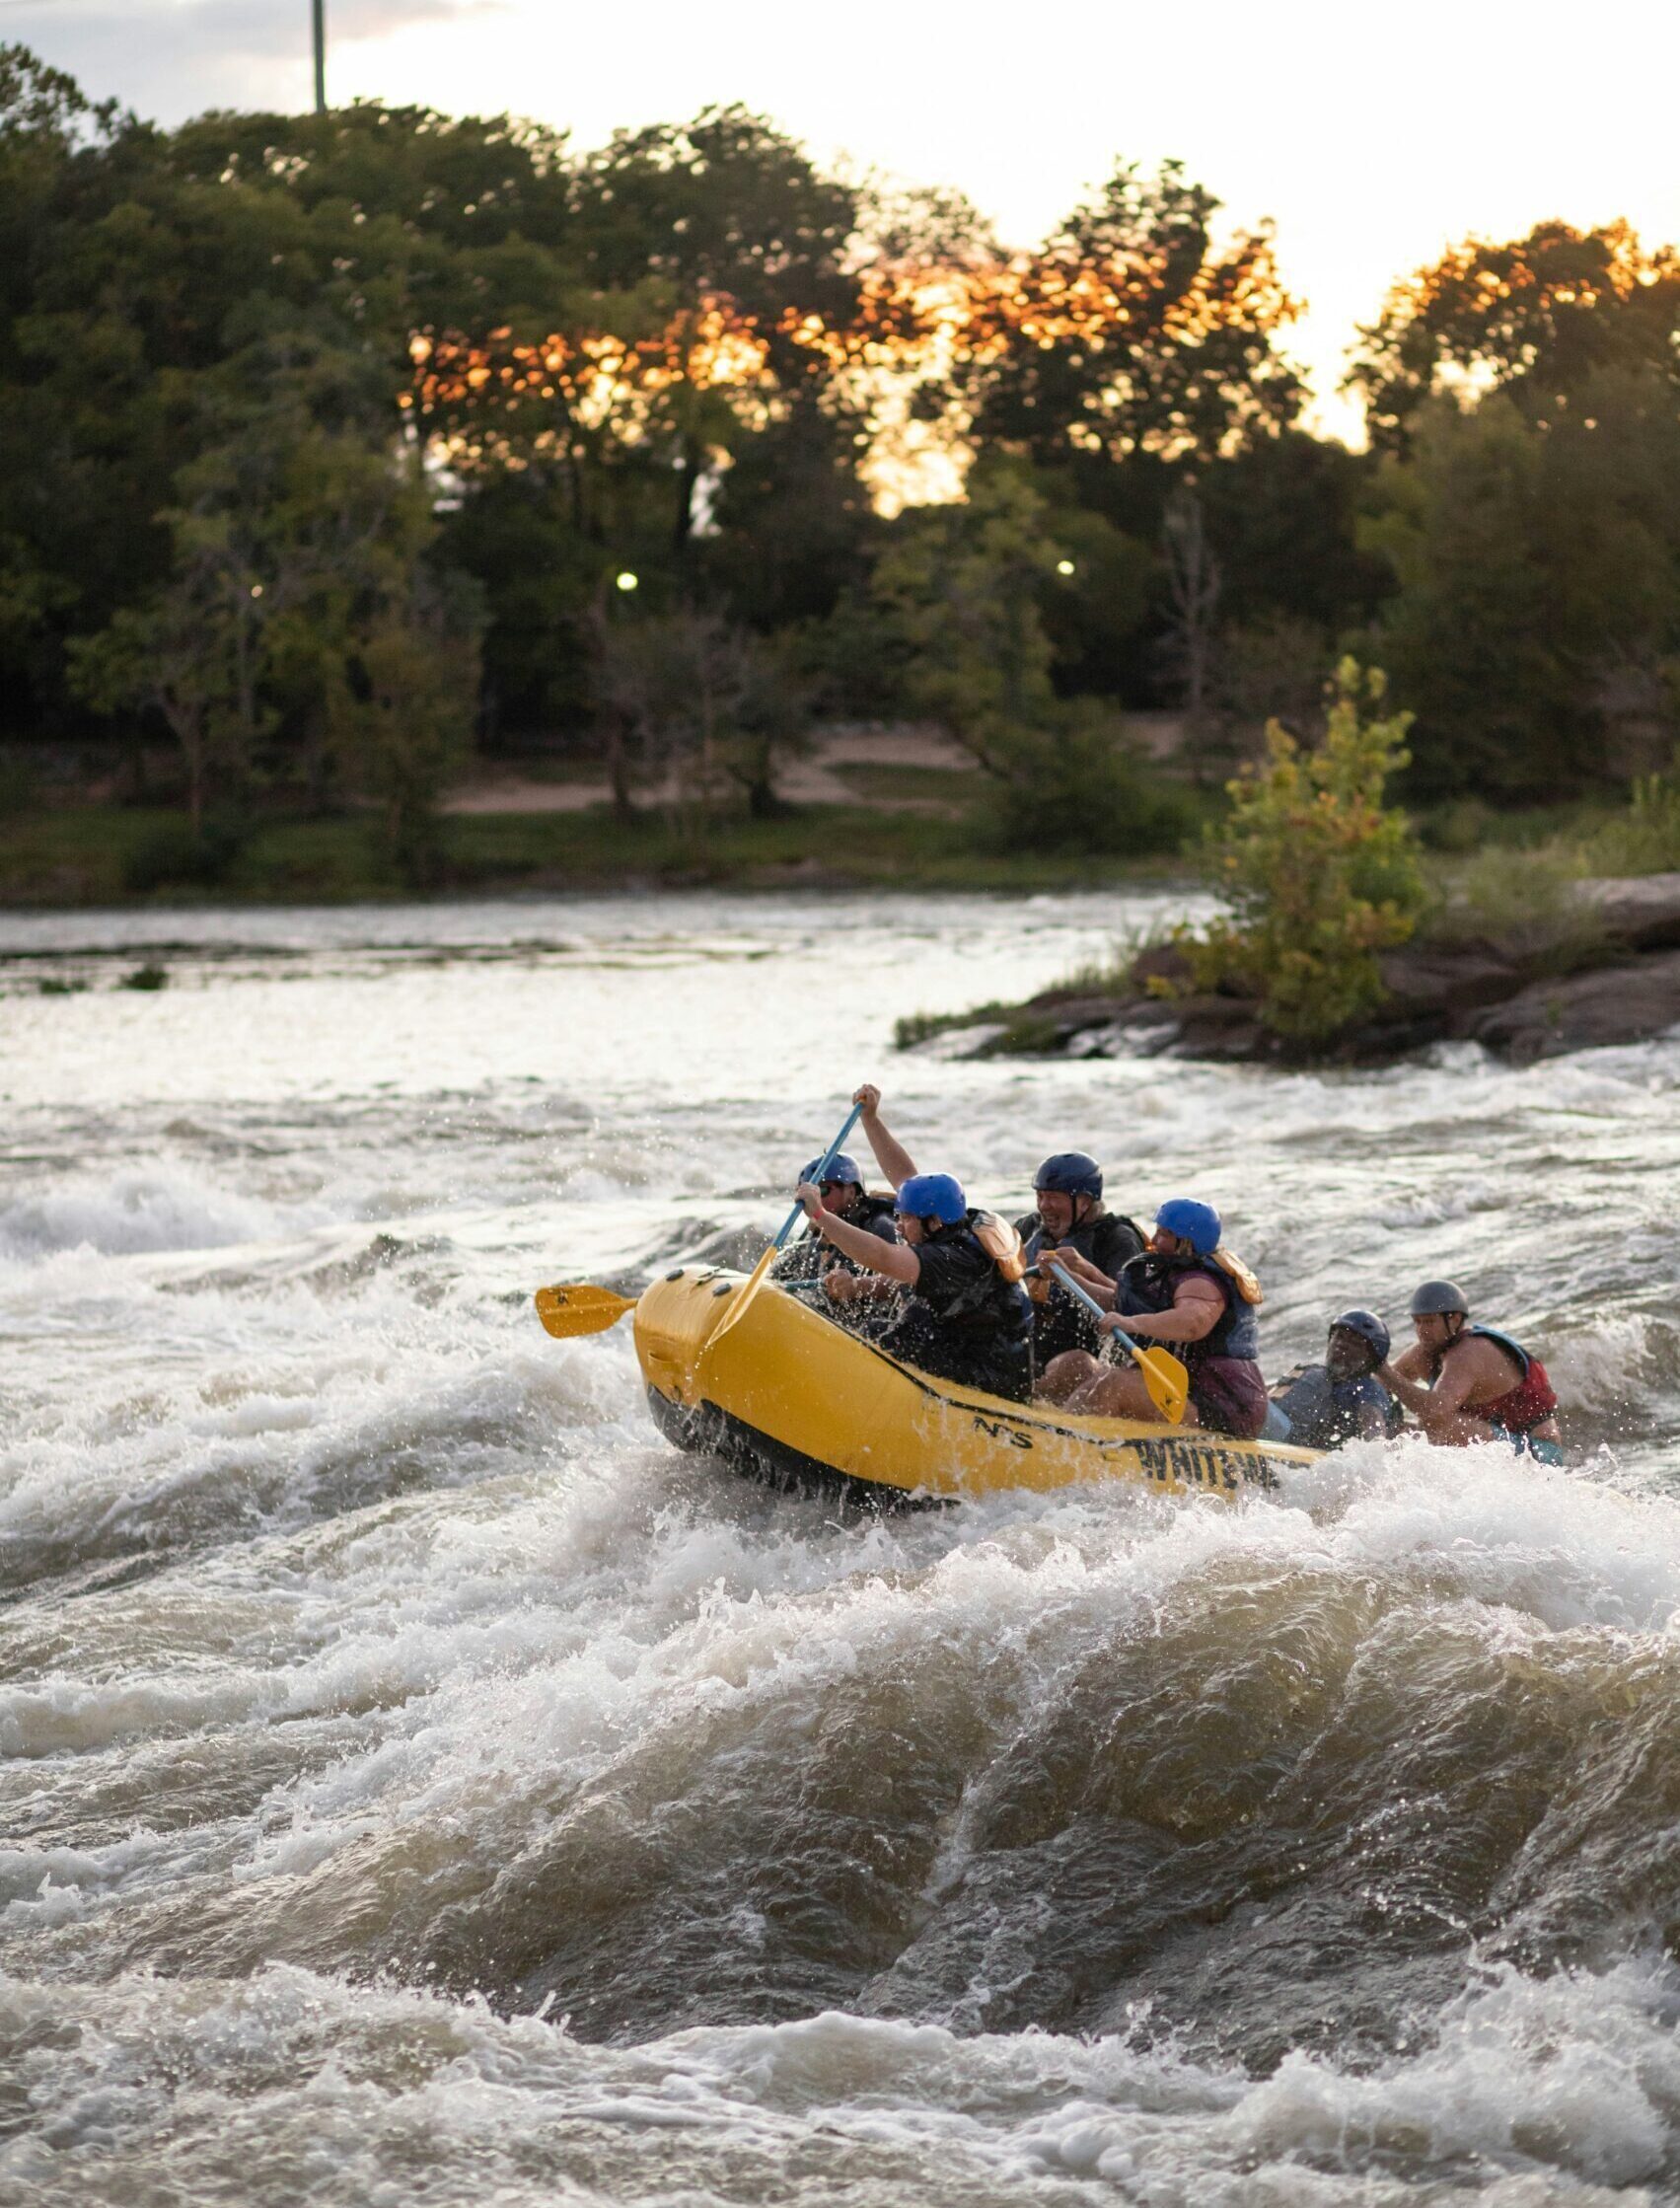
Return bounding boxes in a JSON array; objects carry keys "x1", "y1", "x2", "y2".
[
  {"x1": 2, "y1": 1952, "x2": 1677, "y2": 2201},
  {"x1": 0, "y1": 1163, "x2": 305, "y2": 1262},
  {"x1": 11, "y1": 1444, "x2": 1680, "y2": 2079}
]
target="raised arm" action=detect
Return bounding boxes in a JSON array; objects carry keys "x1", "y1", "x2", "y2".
[
  {"x1": 797, "y1": 1183, "x2": 919, "y2": 1284},
  {"x1": 852, "y1": 1083, "x2": 917, "y2": 1191},
  {"x1": 1378, "y1": 1343, "x2": 1439, "y2": 1419}
]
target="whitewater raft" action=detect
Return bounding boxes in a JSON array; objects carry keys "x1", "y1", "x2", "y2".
[{"x1": 632, "y1": 1266, "x2": 1316, "y2": 1505}]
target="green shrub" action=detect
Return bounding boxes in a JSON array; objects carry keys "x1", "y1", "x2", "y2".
[
  {"x1": 1423, "y1": 839, "x2": 1601, "y2": 967},
  {"x1": 120, "y1": 818, "x2": 246, "y2": 894},
  {"x1": 1583, "y1": 760, "x2": 1680, "y2": 876},
  {"x1": 1186, "y1": 658, "x2": 1427, "y2": 1039},
  {"x1": 970, "y1": 709, "x2": 1197, "y2": 857},
  {"x1": 120, "y1": 963, "x2": 169, "y2": 991}
]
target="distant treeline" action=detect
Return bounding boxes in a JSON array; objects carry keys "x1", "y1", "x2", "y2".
[{"x1": 2, "y1": 42, "x2": 1678, "y2": 873}]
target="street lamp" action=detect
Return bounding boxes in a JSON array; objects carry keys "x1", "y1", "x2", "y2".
[
  {"x1": 312, "y1": 0, "x2": 327, "y2": 113},
  {"x1": 615, "y1": 571, "x2": 639, "y2": 593},
  {"x1": 1056, "y1": 559, "x2": 1075, "y2": 576}
]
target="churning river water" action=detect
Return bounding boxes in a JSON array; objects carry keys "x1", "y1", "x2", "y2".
[{"x1": 3, "y1": 890, "x2": 1680, "y2": 2207}]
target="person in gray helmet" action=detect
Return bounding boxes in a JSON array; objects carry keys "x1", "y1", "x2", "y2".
[
  {"x1": 1270, "y1": 1310, "x2": 1406, "y2": 1448},
  {"x1": 771, "y1": 1151, "x2": 898, "y2": 1285},
  {"x1": 1377, "y1": 1280, "x2": 1564, "y2": 1462}
]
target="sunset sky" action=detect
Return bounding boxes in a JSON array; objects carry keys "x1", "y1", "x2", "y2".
[{"x1": 9, "y1": 0, "x2": 1679, "y2": 443}]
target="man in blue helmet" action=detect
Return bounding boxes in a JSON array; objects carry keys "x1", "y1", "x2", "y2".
[
  {"x1": 1038, "y1": 1197, "x2": 1269, "y2": 1437},
  {"x1": 793, "y1": 1083, "x2": 1034, "y2": 1400},
  {"x1": 1014, "y1": 1152, "x2": 1144, "y2": 1366},
  {"x1": 771, "y1": 1152, "x2": 898, "y2": 1285},
  {"x1": 1270, "y1": 1311, "x2": 1406, "y2": 1449}
]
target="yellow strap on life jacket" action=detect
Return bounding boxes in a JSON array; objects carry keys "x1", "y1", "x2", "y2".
[
  {"x1": 1212, "y1": 1246, "x2": 1264, "y2": 1305},
  {"x1": 972, "y1": 1211, "x2": 1028, "y2": 1284}
]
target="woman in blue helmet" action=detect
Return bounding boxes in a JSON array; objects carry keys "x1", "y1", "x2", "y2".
[
  {"x1": 793, "y1": 1083, "x2": 1035, "y2": 1401},
  {"x1": 1038, "y1": 1197, "x2": 1269, "y2": 1437}
]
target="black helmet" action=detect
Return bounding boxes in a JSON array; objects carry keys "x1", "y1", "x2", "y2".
[
  {"x1": 1329, "y1": 1308, "x2": 1391, "y2": 1362},
  {"x1": 1034, "y1": 1151, "x2": 1103, "y2": 1201},
  {"x1": 1410, "y1": 1280, "x2": 1469, "y2": 1319}
]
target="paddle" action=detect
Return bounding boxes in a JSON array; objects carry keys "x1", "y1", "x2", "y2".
[
  {"x1": 534, "y1": 1283, "x2": 637, "y2": 1338},
  {"x1": 1046, "y1": 1258, "x2": 1190, "y2": 1426},
  {"x1": 704, "y1": 1100, "x2": 866, "y2": 1352}
]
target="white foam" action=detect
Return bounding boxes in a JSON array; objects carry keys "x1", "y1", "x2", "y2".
[{"x1": 3, "y1": 1955, "x2": 1676, "y2": 2201}]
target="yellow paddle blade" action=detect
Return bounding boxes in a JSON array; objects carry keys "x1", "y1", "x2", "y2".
[
  {"x1": 702, "y1": 1240, "x2": 778, "y2": 1352},
  {"x1": 1133, "y1": 1345, "x2": 1190, "y2": 1426},
  {"x1": 534, "y1": 1283, "x2": 637, "y2": 1338}
]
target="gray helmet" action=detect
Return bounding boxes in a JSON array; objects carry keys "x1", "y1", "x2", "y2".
[
  {"x1": 1329, "y1": 1308, "x2": 1391, "y2": 1362},
  {"x1": 1410, "y1": 1280, "x2": 1469, "y2": 1318}
]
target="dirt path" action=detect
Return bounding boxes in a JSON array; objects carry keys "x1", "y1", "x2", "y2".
[{"x1": 443, "y1": 723, "x2": 980, "y2": 816}]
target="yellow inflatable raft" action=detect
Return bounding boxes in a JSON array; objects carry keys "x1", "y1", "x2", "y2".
[{"x1": 633, "y1": 1266, "x2": 1317, "y2": 1505}]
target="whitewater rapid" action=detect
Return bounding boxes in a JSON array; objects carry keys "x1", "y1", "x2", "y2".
[{"x1": 3, "y1": 891, "x2": 1679, "y2": 2205}]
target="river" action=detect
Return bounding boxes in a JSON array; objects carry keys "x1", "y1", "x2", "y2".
[{"x1": 4, "y1": 890, "x2": 1679, "y2": 2205}]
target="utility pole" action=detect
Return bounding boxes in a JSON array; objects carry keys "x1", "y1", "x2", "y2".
[{"x1": 312, "y1": 0, "x2": 327, "y2": 113}]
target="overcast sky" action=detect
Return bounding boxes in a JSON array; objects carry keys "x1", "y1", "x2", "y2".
[{"x1": 9, "y1": 0, "x2": 1679, "y2": 441}]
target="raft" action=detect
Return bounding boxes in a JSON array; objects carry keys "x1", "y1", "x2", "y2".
[{"x1": 633, "y1": 1266, "x2": 1317, "y2": 1505}]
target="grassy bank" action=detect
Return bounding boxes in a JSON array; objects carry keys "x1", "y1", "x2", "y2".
[{"x1": 0, "y1": 801, "x2": 1204, "y2": 909}]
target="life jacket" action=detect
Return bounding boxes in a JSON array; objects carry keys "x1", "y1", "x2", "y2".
[
  {"x1": 971, "y1": 1210, "x2": 1027, "y2": 1284},
  {"x1": 907, "y1": 1212, "x2": 1033, "y2": 1341},
  {"x1": 1120, "y1": 1247, "x2": 1262, "y2": 1367},
  {"x1": 1461, "y1": 1325, "x2": 1559, "y2": 1435}
]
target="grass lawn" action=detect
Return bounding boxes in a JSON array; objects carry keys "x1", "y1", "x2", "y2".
[{"x1": 0, "y1": 801, "x2": 1190, "y2": 908}]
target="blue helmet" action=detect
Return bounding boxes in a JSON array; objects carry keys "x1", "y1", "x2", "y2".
[
  {"x1": 1155, "y1": 1197, "x2": 1221, "y2": 1256},
  {"x1": 1034, "y1": 1150, "x2": 1103, "y2": 1201},
  {"x1": 801, "y1": 1153, "x2": 862, "y2": 1188},
  {"x1": 1329, "y1": 1308, "x2": 1390, "y2": 1362},
  {"x1": 896, "y1": 1172, "x2": 967, "y2": 1225}
]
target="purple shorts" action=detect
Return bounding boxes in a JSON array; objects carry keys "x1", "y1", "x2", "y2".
[{"x1": 1191, "y1": 1357, "x2": 1269, "y2": 1440}]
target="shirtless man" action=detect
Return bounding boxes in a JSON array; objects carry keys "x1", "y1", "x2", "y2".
[{"x1": 1377, "y1": 1280, "x2": 1564, "y2": 1463}]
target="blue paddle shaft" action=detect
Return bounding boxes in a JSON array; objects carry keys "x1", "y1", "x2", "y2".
[
  {"x1": 775, "y1": 1102, "x2": 866, "y2": 1250},
  {"x1": 1047, "y1": 1257, "x2": 1150, "y2": 1363}
]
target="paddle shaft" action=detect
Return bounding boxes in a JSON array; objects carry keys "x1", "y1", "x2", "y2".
[
  {"x1": 774, "y1": 1101, "x2": 865, "y2": 1251},
  {"x1": 704, "y1": 1100, "x2": 867, "y2": 1353},
  {"x1": 1046, "y1": 1259, "x2": 1151, "y2": 1362}
]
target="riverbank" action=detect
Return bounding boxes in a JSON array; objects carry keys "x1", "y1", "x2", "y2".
[
  {"x1": 902, "y1": 873, "x2": 1680, "y2": 1066},
  {"x1": 0, "y1": 799, "x2": 1200, "y2": 909}
]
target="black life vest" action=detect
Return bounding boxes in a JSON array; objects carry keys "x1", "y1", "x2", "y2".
[
  {"x1": 909, "y1": 1214, "x2": 1033, "y2": 1342},
  {"x1": 1017, "y1": 1207, "x2": 1145, "y2": 1282},
  {"x1": 1119, "y1": 1251, "x2": 1260, "y2": 1366}
]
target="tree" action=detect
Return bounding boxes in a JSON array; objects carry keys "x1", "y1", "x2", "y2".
[
  {"x1": 1159, "y1": 487, "x2": 1222, "y2": 774},
  {"x1": 958, "y1": 161, "x2": 1305, "y2": 468},
  {"x1": 592, "y1": 607, "x2": 806, "y2": 832},
  {"x1": 1189, "y1": 660, "x2": 1426, "y2": 1040},
  {"x1": 868, "y1": 462, "x2": 1062, "y2": 771},
  {"x1": 329, "y1": 569, "x2": 483, "y2": 884},
  {"x1": 1350, "y1": 220, "x2": 1680, "y2": 453},
  {"x1": 1363, "y1": 379, "x2": 1680, "y2": 798}
]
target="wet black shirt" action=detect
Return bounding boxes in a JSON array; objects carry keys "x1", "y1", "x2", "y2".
[
  {"x1": 879, "y1": 1219, "x2": 1034, "y2": 1402},
  {"x1": 1015, "y1": 1207, "x2": 1145, "y2": 1363}
]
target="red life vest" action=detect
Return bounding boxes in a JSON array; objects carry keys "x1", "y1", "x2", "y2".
[{"x1": 1466, "y1": 1326, "x2": 1559, "y2": 1435}]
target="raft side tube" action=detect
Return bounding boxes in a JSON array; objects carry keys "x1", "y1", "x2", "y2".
[{"x1": 633, "y1": 1269, "x2": 1316, "y2": 1505}]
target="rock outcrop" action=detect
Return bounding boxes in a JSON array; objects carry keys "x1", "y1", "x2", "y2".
[{"x1": 922, "y1": 874, "x2": 1680, "y2": 1067}]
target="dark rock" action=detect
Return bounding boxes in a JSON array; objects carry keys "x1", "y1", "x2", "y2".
[
  {"x1": 930, "y1": 875, "x2": 1680, "y2": 1069},
  {"x1": 1377, "y1": 941, "x2": 1526, "y2": 1015},
  {"x1": 1129, "y1": 941, "x2": 1198, "y2": 994},
  {"x1": 1461, "y1": 950, "x2": 1680, "y2": 1063},
  {"x1": 1577, "y1": 872, "x2": 1680, "y2": 952}
]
